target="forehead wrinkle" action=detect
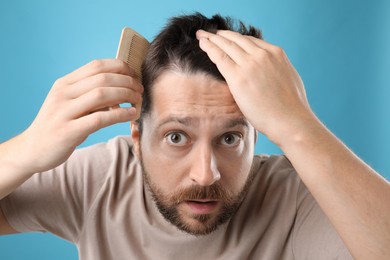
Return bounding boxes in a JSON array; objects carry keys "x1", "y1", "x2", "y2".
[
  {"x1": 157, "y1": 116, "x2": 200, "y2": 129},
  {"x1": 156, "y1": 114, "x2": 248, "y2": 131},
  {"x1": 154, "y1": 92, "x2": 240, "y2": 120},
  {"x1": 150, "y1": 70, "x2": 246, "y2": 129}
]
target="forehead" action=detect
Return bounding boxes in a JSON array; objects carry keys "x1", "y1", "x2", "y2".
[{"x1": 150, "y1": 71, "x2": 243, "y2": 121}]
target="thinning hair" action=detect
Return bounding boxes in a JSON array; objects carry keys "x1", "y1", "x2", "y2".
[{"x1": 138, "y1": 13, "x2": 262, "y2": 132}]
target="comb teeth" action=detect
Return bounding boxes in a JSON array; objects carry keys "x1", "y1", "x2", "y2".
[
  {"x1": 116, "y1": 27, "x2": 150, "y2": 82},
  {"x1": 114, "y1": 27, "x2": 150, "y2": 116},
  {"x1": 127, "y1": 34, "x2": 149, "y2": 81}
]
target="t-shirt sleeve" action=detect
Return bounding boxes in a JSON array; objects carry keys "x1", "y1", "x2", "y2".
[
  {"x1": 0, "y1": 138, "x2": 122, "y2": 243},
  {"x1": 292, "y1": 181, "x2": 353, "y2": 259}
]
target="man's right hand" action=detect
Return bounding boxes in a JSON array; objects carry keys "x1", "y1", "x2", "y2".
[{"x1": 1, "y1": 59, "x2": 143, "y2": 181}]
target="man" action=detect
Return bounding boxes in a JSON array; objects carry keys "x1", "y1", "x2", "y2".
[{"x1": 0, "y1": 13, "x2": 389, "y2": 259}]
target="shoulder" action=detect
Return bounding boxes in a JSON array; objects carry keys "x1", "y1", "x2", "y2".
[
  {"x1": 251, "y1": 156, "x2": 352, "y2": 259},
  {"x1": 72, "y1": 136, "x2": 134, "y2": 161},
  {"x1": 71, "y1": 135, "x2": 142, "y2": 200},
  {"x1": 251, "y1": 154, "x2": 300, "y2": 191},
  {"x1": 67, "y1": 136, "x2": 136, "y2": 175},
  {"x1": 59, "y1": 136, "x2": 139, "y2": 209},
  {"x1": 230, "y1": 154, "x2": 301, "y2": 255},
  {"x1": 67, "y1": 135, "x2": 138, "y2": 185},
  {"x1": 239, "y1": 154, "x2": 301, "y2": 217}
]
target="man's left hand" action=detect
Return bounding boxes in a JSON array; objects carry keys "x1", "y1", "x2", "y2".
[{"x1": 196, "y1": 29, "x2": 316, "y2": 146}]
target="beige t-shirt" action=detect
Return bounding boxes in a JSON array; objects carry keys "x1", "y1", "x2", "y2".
[{"x1": 0, "y1": 136, "x2": 352, "y2": 259}]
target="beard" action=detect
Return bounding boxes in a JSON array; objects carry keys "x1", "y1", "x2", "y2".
[{"x1": 139, "y1": 150, "x2": 255, "y2": 236}]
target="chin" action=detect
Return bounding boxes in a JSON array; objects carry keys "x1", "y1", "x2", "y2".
[
  {"x1": 175, "y1": 214, "x2": 223, "y2": 236},
  {"x1": 167, "y1": 204, "x2": 235, "y2": 236}
]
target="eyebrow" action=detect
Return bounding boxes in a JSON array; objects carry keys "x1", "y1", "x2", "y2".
[
  {"x1": 157, "y1": 116, "x2": 249, "y2": 130},
  {"x1": 223, "y1": 117, "x2": 250, "y2": 129}
]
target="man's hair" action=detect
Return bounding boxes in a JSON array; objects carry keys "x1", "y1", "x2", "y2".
[{"x1": 137, "y1": 13, "x2": 262, "y2": 131}]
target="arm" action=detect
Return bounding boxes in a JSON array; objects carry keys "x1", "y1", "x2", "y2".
[
  {"x1": 0, "y1": 59, "x2": 143, "y2": 233},
  {"x1": 196, "y1": 29, "x2": 390, "y2": 260}
]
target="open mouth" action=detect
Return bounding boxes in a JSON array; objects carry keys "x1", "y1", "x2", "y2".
[
  {"x1": 188, "y1": 199, "x2": 216, "y2": 203},
  {"x1": 184, "y1": 200, "x2": 219, "y2": 214}
]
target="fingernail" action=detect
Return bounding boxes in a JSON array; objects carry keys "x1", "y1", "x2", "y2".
[
  {"x1": 128, "y1": 107, "x2": 136, "y2": 116},
  {"x1": 196, "y1": 29, "x2": 206, "y2": 39}
]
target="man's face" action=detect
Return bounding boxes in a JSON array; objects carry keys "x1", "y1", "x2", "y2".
[{"x1": 132, "y1": 71, "x2": 255, "y2": 235}]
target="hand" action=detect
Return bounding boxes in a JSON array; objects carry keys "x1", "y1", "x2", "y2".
[
  {"x1": 196, "y1": 30, "x2": 317, "y2": 146},
  {"x1": 197, "y1": 30, "x2": 390, "y2": 260},
  {"x1": 19, "y1": 59, "x2": 143, "y2": 173}
]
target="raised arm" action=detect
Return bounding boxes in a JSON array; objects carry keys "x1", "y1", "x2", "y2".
[
  {"x1": 0, "y1": 59, "x2": 142, "y2": 202},
  {"x1": 196, "y1": 29, "x2": 390, "y2": 260}
]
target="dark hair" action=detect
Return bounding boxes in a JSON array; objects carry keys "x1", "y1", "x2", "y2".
[{"x1": 137, "y1": 13, "x2": 262, "y2": 131}]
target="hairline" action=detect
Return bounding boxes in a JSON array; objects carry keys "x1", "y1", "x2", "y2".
[{"x1": 142, "y1": 63, "x2": 226, "y2": 113}]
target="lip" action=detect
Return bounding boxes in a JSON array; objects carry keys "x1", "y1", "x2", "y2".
[{"x1": 184, "y1": 200, "x2": 219, "y2": 215}]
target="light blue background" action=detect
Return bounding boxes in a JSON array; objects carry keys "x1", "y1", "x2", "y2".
[{"x1": 0, "y1": 0, "x2": 389, "y2": 259}]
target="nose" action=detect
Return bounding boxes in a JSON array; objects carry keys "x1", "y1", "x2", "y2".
[{"x1": 189, "y1": 144, "x2": 221, "y2": 186}]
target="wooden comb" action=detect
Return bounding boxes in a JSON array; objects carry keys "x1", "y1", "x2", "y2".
[
  {"x1": 116, "y1": 27, "x2": 150, "y2": 82},
  {"x1": 113, "y1": 27, "x2": 150, "y2": 115}
]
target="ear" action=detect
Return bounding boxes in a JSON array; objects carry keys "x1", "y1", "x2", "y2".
[{"x1": 131, "y1": 122, "x2": 141, "y2": 160}]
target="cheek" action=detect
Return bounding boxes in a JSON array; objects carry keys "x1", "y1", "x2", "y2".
[
  {"x1": 140, "y1": 139, "x2": 187, "y2": 192},
  {"x1": 218, "y1": 143, "x2": 254, "y2": 191},
  {"x1": 219, "y1": 158, "x2": 252, "y2": 192}
]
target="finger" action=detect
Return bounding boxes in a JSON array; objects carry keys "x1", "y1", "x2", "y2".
[
  {"x1": 215, "y1": 30, "x2": 260, "y2": 54},
  {"x1": 69, "y1": 87, "x2": 142, "y2": 118},
  {"x1": 75, "y1": 107, "x2": 137, "y2": 134},
  {"x1": 64, "y1": 73, "x2": 143, "y2": 99},
  {"x1": 198, "y1": 36, "x2": 238, "y2": 77},
  {"x1": 215, "y1": 30, "x2": 288, "y2": 65},
  {"x1": 243, "y1": 35, "x2": 284, "y2": 56},
  {"x1": 58, "y1": 59, "x2": 135, "y2": 85},
  {"x1": 213, "y1": 29, "x2": 283, "y2": 58},
  {"x1": 196, "y1": 30, "x2": 248, "y2": 65}
]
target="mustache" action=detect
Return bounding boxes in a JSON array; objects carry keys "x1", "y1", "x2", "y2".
[{"x1": 169, "y1": 183, "x2": 234, "y2": 205}]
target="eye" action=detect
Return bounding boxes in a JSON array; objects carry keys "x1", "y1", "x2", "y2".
[
  {"x1": 220, "y1": 133, "x2": 242, "y2": 147},
  {"x1": 165, "y1": 132, "x2": 188, "y2": 146}
]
